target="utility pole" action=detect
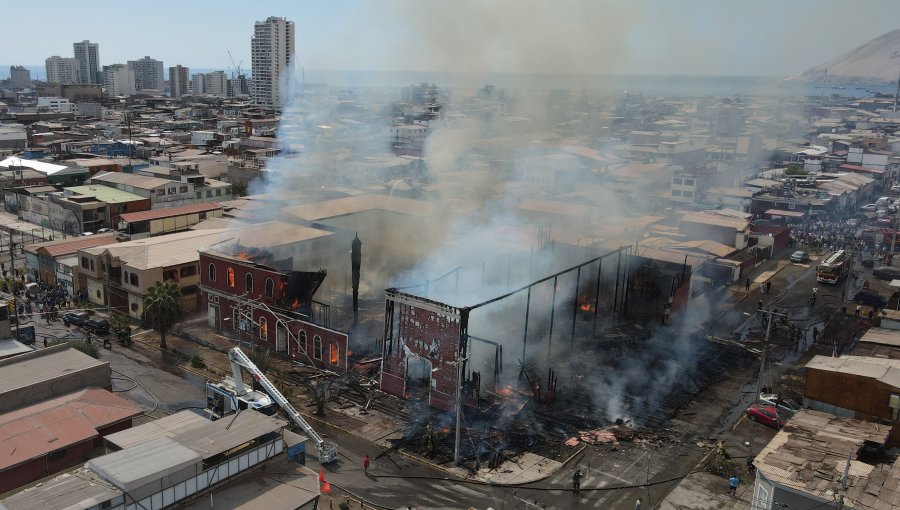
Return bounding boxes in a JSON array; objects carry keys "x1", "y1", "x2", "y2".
[
  {"x1": 454, "y1": 355, "x2": 469, "y2": 465},
  {"x1": 755, "y1": 308, "x2": 787, "y2": 401},
  {"x1": 836, "y1": 448, "x2": 852, "y2": 509},
  {"x1": 9, "y1": 242, "x2": 19, "y2": 341}
]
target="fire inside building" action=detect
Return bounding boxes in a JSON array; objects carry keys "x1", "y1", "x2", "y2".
[
  {"x1": 200, "y1": 246, "x2": 349, "y2": 372},
  {"x1": 378, "y1": 245, "x2": 745, "y2": 464}
]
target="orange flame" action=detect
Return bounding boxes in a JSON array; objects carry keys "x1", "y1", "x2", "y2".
[
  {"x1": 291, "y1": 298, "x2": 300, "y2": 309},
  {"x1": 236, "y1": 251, "x2": 251, "y2": 260},
  {"x1": 497, "y1": 385, "x2": 514, "y2": 396},
  {"x1": 580, "y1": 303, "x2": 596, "y2": 312}
]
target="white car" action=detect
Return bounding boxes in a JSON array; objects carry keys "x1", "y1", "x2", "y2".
[
  {"x1": 892, "y1": 185, "x2": 900, "y2": 194},
  {"x1": 861, "y1": 204, "x2": 879, "y2": 211},
  {"x1": 759, "y1": 393, "x2": 800, "y2": 414}
]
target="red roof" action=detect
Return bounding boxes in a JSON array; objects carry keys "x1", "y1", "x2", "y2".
[
  {"x1": 0, "y1": 388, "x2": 141, "y2": 471},
  {"x1": 120, "y1": 202, "x2": 222, "y2": 223},
  {"x1": 840, "y1": 163, "x2": 884, "y2": 175},
  {"x1": 28, "y1": 233, "x2": 117, "y2": 258}
]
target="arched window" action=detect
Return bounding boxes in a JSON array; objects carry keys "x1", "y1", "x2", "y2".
[
  {"x1": 258, "y1": 317, "x2": 267, "y2": 340},
  {"x1": 313, "y1": 335, "x2": 322, "y2": 360},
  {"x1": 226, "y1": 267, "x2": 235, "y2": 287},
  {"x1": 297, "y1": 330, "x2": 307, "y2": 354},
  {"x1": 265, "y1": 278, "x2": 274, "y2": 298},
  {"x1": 330, "y1": 343, "x2": 339, "y2": 365},
  {"x1": 208, "y1": 263, "x2": 216, "y2": 282},
  {"x1": 245, "y1": 273, "x2": 253, "y2": 293}
]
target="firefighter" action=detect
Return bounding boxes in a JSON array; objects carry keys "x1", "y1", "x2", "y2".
[{"x1": 572, "y1": 469, "x2": 582, "y2": 495}]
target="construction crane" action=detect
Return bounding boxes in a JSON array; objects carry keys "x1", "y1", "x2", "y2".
[
  {"x1": 227, "y1": 50, "x2": 242, "y2": 79},
  {"x1": 207, "y1": 347, "x2": 338, "y2": 463}
]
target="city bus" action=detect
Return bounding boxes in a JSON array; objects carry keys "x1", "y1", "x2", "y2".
[{"x1": 816, "y1": 250, "x2": 849, "y2": 284}]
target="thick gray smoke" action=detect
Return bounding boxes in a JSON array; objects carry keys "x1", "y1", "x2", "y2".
[{"x1": 246, "y1": 2, "x2": 738, "y2": 426}]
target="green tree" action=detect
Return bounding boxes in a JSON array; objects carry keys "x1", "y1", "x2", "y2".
[{"x1": 143, "y1": 280, "x2": 182, "y2": 349}]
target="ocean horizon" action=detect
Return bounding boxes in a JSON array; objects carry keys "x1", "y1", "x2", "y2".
[{"x1": 2, "y1": 65, "x2": 896, "y2": 98}]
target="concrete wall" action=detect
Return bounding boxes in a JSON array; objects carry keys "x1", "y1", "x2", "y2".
[{"x1": 0, "y1": 368, "x2": 111, "y2": 414}]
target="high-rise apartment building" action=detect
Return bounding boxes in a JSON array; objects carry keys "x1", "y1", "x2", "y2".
[
  {"x1": 251, "y1": 16, "x2": 295, "y2": 108},
  {"x1": 103, "y1": 64, "x2": 136, "y2": 97},
  {"x1": 45, "y1": 56, "x2": 81, "y2": 85},
  {"x1": 127, "y1": 56, "x2": 164, "y2": 91},
  {"x1": 204, "y1": 71, "x2": 228, "y2": 97},
  {"x1": 190, "y1": 73, "x2": 206, "y2": 96},
  {"x1": 73, "y1": 40, "x2": 100, "y2": 84},
  {"x1": 169, "y1": 65, "x2": 190, "y2": 98},
  {"x1": 9, "y1": 66, "x2": 31, "y2": 88}
]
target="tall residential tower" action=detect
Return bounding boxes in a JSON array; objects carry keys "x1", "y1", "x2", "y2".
[
  {"x1": 250, "y1": 16, "x2": 295, "y2": 108},
  {"x1": 169, "y1": 65, "x2": 190, "y2": 98},
  {"x1": 127, "y1": 56, "x2": 164, "y2": 91},
  {"x1": 73, "y1": 40, "x2": 100, "y2": 84}
]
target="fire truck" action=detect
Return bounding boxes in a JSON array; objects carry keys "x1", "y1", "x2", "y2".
[
  {"x1": 206, "y1": 347, "x2": 338, "y2": 463},
  {"x1": 816, "y1": 250, "x2": 849, "y2": 284}
]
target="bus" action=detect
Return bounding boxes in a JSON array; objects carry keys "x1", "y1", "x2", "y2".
[{"x1": 816, "y1": 250, "x2": 849, "y2": 284}]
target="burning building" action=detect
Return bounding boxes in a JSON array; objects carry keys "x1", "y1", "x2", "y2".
[
  {"x1": 379, "y1": 245, "x2": 698, "y2": 424},
  {"x1": 198, "y1": 222, "x2": 350, "y2": 372}
]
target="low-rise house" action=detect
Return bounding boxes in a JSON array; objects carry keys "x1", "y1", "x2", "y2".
[
  {"x1": 90, "y1": 171, "x2": 197, "y2": 209},
  {"x1": 23, "y1": 233, "x2": 116, "y2": 289},
  {"x1": 78, "y1": 228, "x2": 231, "y2": 317},
  {"x1": 752, "y1": 410, "x2": 895, "y2": 510}
]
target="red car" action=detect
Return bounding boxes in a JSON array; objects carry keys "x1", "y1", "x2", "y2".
[{"x1": 746, "y1": 404, "x2": 786, "y2": 429}]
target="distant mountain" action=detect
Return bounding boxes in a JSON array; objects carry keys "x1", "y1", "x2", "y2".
[{"x1": 796, "y1": 29, "x2": 900, "y2": 84}]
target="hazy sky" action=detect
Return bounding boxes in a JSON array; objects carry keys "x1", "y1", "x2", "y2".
[{"x1": 2, "y1": 0, "x2": 898, "y2": 77}]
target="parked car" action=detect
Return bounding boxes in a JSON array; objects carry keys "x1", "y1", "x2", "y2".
[
  {"x1": 873, "y1": 266, "x2": 900, "y2": 281},
  {"x1": 62, "y1": 311, "x2": 90, "y2": 326},
  {"x1": 861, "y1": 253, "x2": 875, "y2": 268},
  {"x1": 82, "y1": 318, "x2": 110, "y2": 335},
  {"x1": 80, "y1": 231, "x2": 94, "y2": 236},
  {"x1": 854, "y1": 289, "x2": 887, "y2": 308},
  {"x1": 877, "y1": 196, "x2": 895, "y2": 206},
  {"x1": 759, "y1": 393, "x2": 801, "y2": 414},
  {"x1": 790, "y1": 250, "x2": 810, "y2": 263},
  {"x1": 746, "y1": 404, "x2": 786, "y2": 429},
  {"x1": 861, "y1": 204, "x2": 879, "y2": 211},
  {"x1": 892, "y1": 185, "x2": 900, "y2": 194},
  {"x1": 96, "y1": 228, "x2": 113, "y2": 234}
]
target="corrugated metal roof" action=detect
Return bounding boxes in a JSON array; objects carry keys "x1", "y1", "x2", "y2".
[
  {"x1": 859, "y1": 327, "x2": 900, "y2": 348},
  {"x1": 91, "y1": 171, "x2": 172, "y2": 190},
  {"x1": 0, "y1": 471, "x2": 122, "y2": 510},
  {"x1": 81, "y1": 228, "x2": 230, "y2": 270},
  {"x1": 173, "y1": 410, "x2": 286, "y2": 459},
  {"x1": 104, "y1": 410, "x2": 209, "y2": 450},
  {"x1": 0, "y1": 346, "x2": 108, "y2": 398},
  {"x1": 0, "y1": 388, "x2": 142, "y2": 471},
  {"x1": 119, "y1": 201, "x2": 222, "y2": 223},
  {"x1": 282, "y1": 194, "x2": 434, "y2": 221},
  {"x1": 88, "y1": 437, "x2": 201, "y2": 493},
  {"x1": 66, "y1": 185, "x2": 147, "y2": 204},
  {"x1": 26, "y1": 233, "x2": 117, "y2": 258}
]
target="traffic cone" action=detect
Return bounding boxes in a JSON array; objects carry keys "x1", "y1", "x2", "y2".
[{"x1": 322, "y1": 481, "x2": 332, "y2": 494}]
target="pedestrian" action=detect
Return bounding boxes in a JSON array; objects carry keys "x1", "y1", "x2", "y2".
[
  {"x1": 745, "y1": 278, "x2": 750, "y2": 291},
  {"x1": 856, "y1": 304, "x2": 862, "y2": 318},
  {"x1": 812, "y1": 326, "x2": 819, "y2": 343},
  {"x1": 363, "y1": 455, "x2": 370, "y2": 475},
  {"x1": 747, "y1": 457, "x2": 756, "y2": 475},
  {"x1": 572, "y1": 469, "x2": 582, "y2": 495},
  {"x1": 728, "y1": 475, "x2": 740, "y2": 497},
  {"x1": 765, "y1": 281, "x2": 772, "y2": 294},
  {"x1": 635, "y1": 498, "x2": 642, "y2": 510}
]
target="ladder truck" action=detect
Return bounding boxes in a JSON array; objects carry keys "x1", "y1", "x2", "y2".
[{"x1": 211, "y1": 347, "x2": 338, "y2": 463}]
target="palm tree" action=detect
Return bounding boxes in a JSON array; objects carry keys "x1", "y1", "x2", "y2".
[{"x1": 143, "y1": 280, "x2": 181, "y2": 349}]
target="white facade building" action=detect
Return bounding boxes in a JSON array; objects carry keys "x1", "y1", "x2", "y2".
[
  {"x1": 251, "y1": 16, "x2": 295, "y2": 108},
  {"x1": 45, "y1": 56, "x2": 81, "y2": 85},
  {"x1": 73, "y1": 40, "x2": 100, "y2": 84},
  {"x1": 103, "y1": 64, "x2": 136, "y2": 97},
  {"x1": 190, "y1": 73, "x2": 206, "y2": 95},
  {"x1": 37, "y1": 97, "x2": 74, "y2": 113},
  {"x1": 204, "y1": 71, "x2": 228, "y2": 97}
]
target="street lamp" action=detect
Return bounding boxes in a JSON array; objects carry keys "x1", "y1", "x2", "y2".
[{"x1": 744, "y1": 308, "x2": 788, "y2": 402}]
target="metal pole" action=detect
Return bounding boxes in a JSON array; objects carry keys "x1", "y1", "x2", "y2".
[
  {"x1": 454, "y1": 357, "x2": 464, "y2": 465},
  {"x1": 548, "y1": 276, "x2": 558, "y2": 359},
  {"x1": 522, "y1": 287, "x2": 531, "y2": 361},
  {"x1": 571, "y1": 267, "x2": 581, "y2": 344},
  {"x1": 592, "y1": 258, "x2": 602, "y2": 335},
  {"x1": 10, "y1": 242, "x2": 19, "y2": 341}
]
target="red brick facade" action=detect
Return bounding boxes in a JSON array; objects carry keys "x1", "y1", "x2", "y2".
[
  {"x1": 200, "y1": 251, "x2": 348, "y2": 373},
  {"x1": 380, "y1": 293, "x2": 465, "y2": 411}
]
